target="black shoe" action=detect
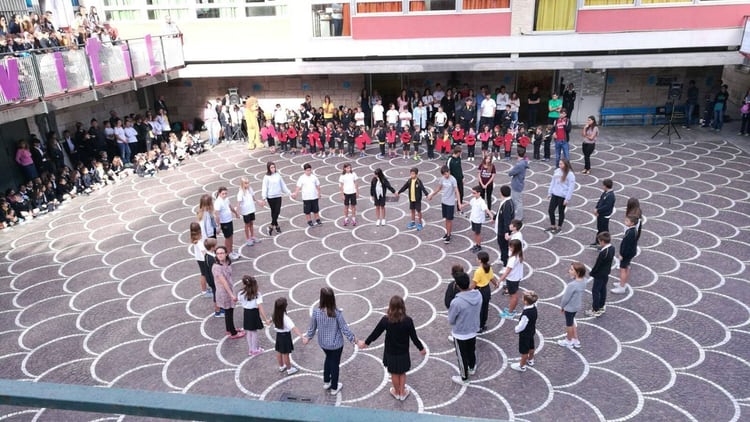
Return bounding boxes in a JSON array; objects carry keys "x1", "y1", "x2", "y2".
[
  {"x1": 588, "y1": 243, "x2": 599, "y2": 248},
  {"x1": 443, "y1": 235, "x2": 451, "y2": 244},
  {"x1": 308, "y1": 221, "x2": 314, "y2": 227},
  {"x1": 268, "y1": 226, "x2": 273, "y2": 236},
  {"x1": 442, "y1": 233, "x2": 449, "y2": 240},
  {"x1": 276, "y1": 226, "x2": 282, "y2": 234}
]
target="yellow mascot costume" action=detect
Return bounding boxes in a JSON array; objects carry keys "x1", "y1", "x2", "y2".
[{"x1": 244, "y1": 96, "x2": 262, "y2": 150}]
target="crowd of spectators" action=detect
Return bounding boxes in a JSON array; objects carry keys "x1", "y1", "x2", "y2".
[
  {"x1": 0, "y1": 6, "x2": 119, "y2": 55},
  {"x1": 3, "y1": 97, "x2": 206, "y2": 230}
]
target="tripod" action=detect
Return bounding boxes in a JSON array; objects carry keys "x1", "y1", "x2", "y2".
[
  {"x1": 652, "y1": 99, "x2": 681, "y2": 144},
  {"x1": 229, "y1": 121, "x2": 246, "y2": 142}
]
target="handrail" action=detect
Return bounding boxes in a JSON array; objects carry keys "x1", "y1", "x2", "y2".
[
  {"x1": 0, "y1": 34, "x2": 185, "y2": 106},
  {"x1": 0, "y1": 379, "x2": 494, "y2": 422}
]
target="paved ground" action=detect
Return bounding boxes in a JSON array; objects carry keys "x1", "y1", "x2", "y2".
[{"x1": 0, "y1": 123, "x2": 748, "y2": 421}]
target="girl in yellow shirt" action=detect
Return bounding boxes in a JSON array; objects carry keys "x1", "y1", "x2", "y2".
[{"x1": 472, "y1": 251, "x2": 499, "y2": 333}]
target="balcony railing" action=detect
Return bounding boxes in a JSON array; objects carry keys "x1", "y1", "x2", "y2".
[{"x1": 0, "y1": 34, "x2": 185, "y2": 106}]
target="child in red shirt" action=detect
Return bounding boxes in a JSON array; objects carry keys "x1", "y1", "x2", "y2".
[
  {"x1": 400, "y1": 127, "x2": 412, "y2": 160},
  {"x1": 492, "y1": 125, "x2": 503, "y2": 160},
  {"x1": 309, "y1": 126, "x2": 321, "y2": 156},
  {"x1": 287, "y1": 124, "x2": 298, "y2": 156},
  {"x1": 261, "y1": 121, "x2": 278, "y2": 153},
  {"x1": 465, "y1": 127, "x2": 477, "y2": 162},
  {"x1": 479, "y1": 124, "x2": 491, "y2": 159},
  {"x1": 452, "y1": 125, "x2": 464, "y2": 148},
  {"x1": 516, "y1": 127, "x2": 530, "y2": 159},
  {"x1": 278, "y1": 123, "x2": 289, "y2": 153},
  {"x1": 386, "y1": 124, "x2": 398, "y2": 158},
  {"x1": 503, "y1": 127, "x2": 514, "y2": 161}
]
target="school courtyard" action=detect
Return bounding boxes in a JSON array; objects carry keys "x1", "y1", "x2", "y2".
[{"x1": 0, "y1": 125, "x2": 748, "y2": 421}]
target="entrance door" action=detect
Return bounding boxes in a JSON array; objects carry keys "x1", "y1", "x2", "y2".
[
  {"x1": 574, "y1": 70, "x2": 606, "y2": 126},
  {"x1": 517, "y1": 70, "x2": 554, "y2": 126},
  {"x1": 369, "y1": 74, "x2": 403, "y2": 108}
]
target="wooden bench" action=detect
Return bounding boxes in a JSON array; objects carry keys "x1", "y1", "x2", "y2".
[{"x1": 600, "y1": 107, "x2": 656, "y2": 126}]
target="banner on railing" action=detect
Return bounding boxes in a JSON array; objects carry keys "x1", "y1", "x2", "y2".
[{"x1": 0, "y1": 34, "x2": 183, "y2": 106}]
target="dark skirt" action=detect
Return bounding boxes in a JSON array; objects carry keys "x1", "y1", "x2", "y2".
[
  {"x1": 243, "y1": 308, "x2": 264, "y2": 330},
  {"x1": 275, "y1": 331, "x2": 294, "y2": 354},
  {"x1": 383, "y1": 352, "x2": 411, "y2": 374}
]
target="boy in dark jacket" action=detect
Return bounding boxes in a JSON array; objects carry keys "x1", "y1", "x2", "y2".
[
  {"x1": 586, "y1": 232, "x2": 615, "y2": 316},
  {"x1": 590, "y1": 179, "x2": 616, "y2": 247}
]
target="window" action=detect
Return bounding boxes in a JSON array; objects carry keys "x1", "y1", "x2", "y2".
[
  {"x1": 584, "y1": 0, "x2": 633, "y2": 5},
  {"x1": 356, "y1": 1, "x2": 402, "y2": 14},
  {"x1": 409, "y1": 0, "x2": 457, "y2": 11},
  {"x1": 104, "y1": 0, "x2": 286, "y2": 21},
  {"x1": 463, "y1": 0, "x2": 509, "y2": 9}
]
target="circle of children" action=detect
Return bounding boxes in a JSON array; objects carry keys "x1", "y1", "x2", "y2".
[{"x1": 189, "y1": 83, "x2": 646, "y2": 396}]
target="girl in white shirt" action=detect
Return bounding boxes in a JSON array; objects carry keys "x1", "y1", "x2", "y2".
[
  {"x1": 261, "y1": 161, "x2": 291, "y2": 235},
  {"x1": 338, "y1": 163, "x2": 359, "y2": 226},
  {"x1": 272, "y1": 297, "x2": 303, "y2": 375},
  {"x1": 238, "y1": 275, "x2": 270, "y2": 356},
  {"x1": 498, "y1": 239, "x2": 525, "y2": 319},
  {"x1": 190, "y1": 222, "x2": 210, "y2": 297},
  {"x1": 237, "y1": 177, "x2": 263, "y2": 246}
]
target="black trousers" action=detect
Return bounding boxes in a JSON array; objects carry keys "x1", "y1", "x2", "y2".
[
  {"x1": 549, "y1": 194, "x2": 566, "y2": 227},
  {"x1": 480, "y1": 183, "x2": 493, "y2": 210},
  {"x1": 323, "y1": 347, "x2": 344, "y2": 389},
  {"x1": 592, "y1": 277, "x2": 607, "y2": 311},
  {"x1": 497, "y1": 234, "x2": 509, "y2": 266},
  {"x1": 224, "y1": 307, "x2": 237, "y2": 335},
  {"x1": 582, "y1": 142, "x2": 595, "y2": 170},
  {"x1": 267, "y1": 197, "x2": 282, "y2": 227},
  {"x1": 596, "y1": 214, "x2": 609, "y2": 243},
  {"x1": 478, "y1": 285, "x2": 491, "y2": 329},
  {"x1": 454, "y1": 337, "x2": 477, "y2": 380}
]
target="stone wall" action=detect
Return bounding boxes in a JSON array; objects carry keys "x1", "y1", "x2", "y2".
[
  {"x1": 50, "y1": 91, "x2": 143, "y2": 135},
  {"x1": 604, "y1": 67, "x2": 724, "y2": 108},
  {"x1": 721, "y1": 64, "x2": 750, "y2": 111}
]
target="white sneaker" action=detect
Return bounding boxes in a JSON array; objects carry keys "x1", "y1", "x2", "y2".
[
  {"x1": 382, "y1": 219, "x2": 386, "y2": 225},
  {"x1": 451, "y1": 375, "x2": 469, "y2": 385},
  {"x1": 286, "y1": 367, "x2": 299, "y2": 375},
  {"x1": 510, "y1": 363, "x2": 526, "y2": 372},
  {"x1": 323, "y1": 382, "x2": 331, "y2": 390},
  {"x1": 611, "y1": 285, "x2": 628, "y2": 294},
  {"x1": 468, "y1": 367, "x2": 476, "y2": 375},
  {"x1": 557, "y1": 339, "x2": 573, "y2": 348},
  {"x1": 571, "y1": 340, "x2": 582, "y2": 349},
  {"x1": 447, "y1": 335, "x2": 454, "y2": 343},
  {"x1": 527, "y1": 359, "x2": 535, "y2": 367},
  {"x1": 278, "y1": 366, "x2": 286, "y2": 373},
  {"x1": 330, "y1": 383, "x2": 343, "y2": 395}
]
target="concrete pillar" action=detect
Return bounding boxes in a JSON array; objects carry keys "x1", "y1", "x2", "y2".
[{"x1": 510, "y1": 0, "x2": 536, "y2": 35}]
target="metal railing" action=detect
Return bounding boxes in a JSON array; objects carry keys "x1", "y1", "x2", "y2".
[
  {"x1": 0, "y1": 379, "x2": 493, "y2": 422},
  {"x1": 0, "y1": 34, "x2": 185, "y2": 106}
]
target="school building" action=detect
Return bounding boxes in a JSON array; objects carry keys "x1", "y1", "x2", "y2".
[{"x1": 1, "y1": 0, "x2": 750, "y2": 189}]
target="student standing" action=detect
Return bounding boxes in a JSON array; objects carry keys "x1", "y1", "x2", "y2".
[
  {"x1": 212, "y1": 246, "x2": 245, "y2": 339},
  {"x1": 447, "y1": 148, "x2": 464, "y2": 208},
  {"x1": 558, "y1": 262, "x2": 587, "y2": 349},
  {"x1": 361, "y1": 295, "x2": 427, "y2": 401},
  {"x1": 467, "y1": 186, "x2": 494, "y2": 253},
  {"x1": 237, "y1": 177, "x2": 263, "y2": 247},
  {"x1": 545, "y1": 159, "x2": 575, "y2": 235},
  {"x1": 589, "y1": 178, "x2": 615, "y2": 248},
  {"x1": 339, "y1": 163, "x2": 359, "y2": 226},
  {"x1": 511, "y1": 291, "x2": 539, "y2": 372},
  {"x1": 370, "y1": 168, "x2": 396, "y2": 226},
  {"x1": 189, "y1": 222, "x2": 210, "y2": 297},
  {"x1": 508, "y1": 150, "x2": 528, "y2": 221},
  {"x1": 215, "y1": 186, "x2": 241, "y2": 260},
  {"x1": 238, "y1": 275, "x2": 270, "y2": 356},
  {"x1": 497, "y1": 239, "x2": 524, "y2": 319},
  {"x1": 292, "y1": 163, "x2": 323, "y2": 227},
  {"x1": 449, "y1": 272, "x2": 482, "y2": 385},
  {"x1": 471, "y1": 251, "x2": 499, "y2": 333},
  {"x1": 397, "y1": 167, "x2": 429, "y2": 231},
  {"x1": 585, "y1": 232, "x2": 615, "y2": 317},
  {"x1": 553, "y1": 110, "x2": 571, "y2": 167},
  {"x1": 428, "y1": 165, "x2": 462, "y2": 244},
  {"x1": 581, "y1": 116, "x2": 599, "y2": 175},
  {"x1": 302, "y1": 287, "x2": 361, "y2": 396},
  {"x1": 494, "y1": 186, "x2": 515, "y2": 266},
  {"x1": 477, "y1": 155, "x2": 496, "y2": 210},
  {"x1": 272, "y1": 297, "x2": 303, "y2": 375},
  {"x1": 612, "y1": 215, "x2": 639, "y2": 294},
  {"x1": 261, "y1": 161, "x2": 291, "y2": 236}
]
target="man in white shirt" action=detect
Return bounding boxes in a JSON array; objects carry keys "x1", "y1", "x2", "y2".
[
  {"x1": 372, "y1": 99, "x2": 384, "y2": 127},
  {"x1": 480, "y1": 93, "x2": 496, "y2": 132},
  {"x1": 495, "y1": 86, "x2": 509, "y2": 126},
  {"x1": 292, "y1": 163, "x2": 322, "y2": 227}
]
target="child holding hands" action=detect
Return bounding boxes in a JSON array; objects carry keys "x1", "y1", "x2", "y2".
[
  {"x1": 272, "y1": 297, "x2": 303, "y2": 375},
  {"x1": 238, "y1": 275, "x2": 270, "y2": 355}
]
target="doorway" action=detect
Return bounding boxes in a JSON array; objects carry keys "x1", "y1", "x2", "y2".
[
  {"x1": 517, "y1": 70, "x2": 554, "y2": 126},
  {"x1": 369, "y1": 74, "x2": 404, "y2": 107},
  {"x1": 0, "y1": 118, "x2": 32, "y2": 192}
]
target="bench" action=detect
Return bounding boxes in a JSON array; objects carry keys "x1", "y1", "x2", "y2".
[{"x1": 601, "y1": 107, "x2": 655, "y2": 126}]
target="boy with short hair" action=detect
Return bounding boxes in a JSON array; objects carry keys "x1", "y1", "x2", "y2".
[
  {"x1": 612, "y1": 215, "x2": 638, "y2": 294},
  {"x1": 586, "y1": 231, "x2": 615, "y2": 316},
  {"x1": 292, "y1": 163, "x2": 322, "y2": 227},
  {"x1": 467, "y1": 185, "x2": 494, "y2": 253},
  {"x1": 590, "y1": 178, "x2": 616, "y2": 248},
  {"x1": 396, "y1": 167, "x2": 429, "y2": 231},
  {"x1": 428, "y1": 165, "x2": 462, "y2": 244}
]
